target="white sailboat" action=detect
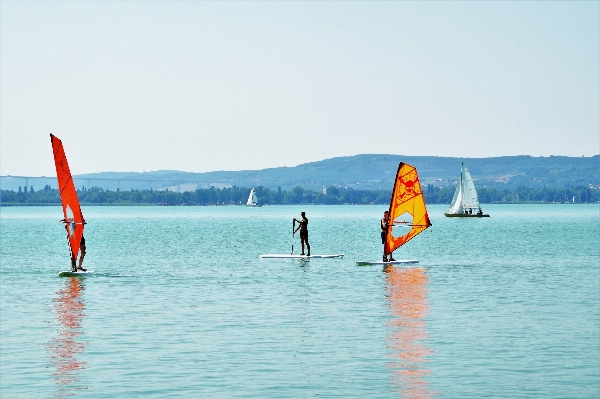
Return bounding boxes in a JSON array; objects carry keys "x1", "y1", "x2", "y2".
[
  {"x1": 245, "y1": 188, "x2": 262, "y2": 207},
  {"x1": 444, "y1": 163, "x2": 489, "y2": 217}
]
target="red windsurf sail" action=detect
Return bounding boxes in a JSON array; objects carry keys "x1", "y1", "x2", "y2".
[
  {"x1": 50, "y1": 134, "x2": 84, "y2": 262},
  {"x1": 384, "y1": 162, "x2": 431, "y2": 256}
]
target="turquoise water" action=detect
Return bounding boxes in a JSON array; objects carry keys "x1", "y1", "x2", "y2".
[{"x1": 1, "y1": 204, "x2": 598, "y2": 398}]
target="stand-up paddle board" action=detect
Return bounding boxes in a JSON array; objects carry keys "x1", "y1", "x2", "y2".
[
  {"x1": 260, "y1": 254, "x2": 344, "y2": 259},
  {"x1": 355, "y1": 260, "x2": 418, "y2": 266},
  {"x1": 58, "y1": 270, "x2": 94, "y2": 277}
]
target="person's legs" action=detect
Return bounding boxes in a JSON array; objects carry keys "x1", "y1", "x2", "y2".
[
  {"x1": 382, "y1": 232, "x2": 387, "y2": 261},
  {"x1": 300, "y1": 233, "x2": 310, "y2": 256},
  {"x1": 78, "y1": 246, "x2": 86, "y2": 271},
  {"x1": 71, "y1": 257, "x2": 77, "y2": 272}
]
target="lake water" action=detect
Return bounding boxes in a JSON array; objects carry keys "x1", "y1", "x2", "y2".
[{"x1": 0, "y1": 204, "x2": 598, "y2": 398}]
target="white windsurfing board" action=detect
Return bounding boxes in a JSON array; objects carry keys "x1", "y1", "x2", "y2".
[
  {"x1": 355, "y1": 260, "x2": 419, "y2": 266},
  {"x1": 260, "y1": 254, "x2": 344, "y2": 259},
  {"x1": 58, "y1": 270, "x2": 94, "y2": 277}
]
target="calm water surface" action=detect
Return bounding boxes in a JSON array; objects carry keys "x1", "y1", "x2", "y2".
[{"x1": 1, "y1": 204, "x2": 598, "y2": 398}]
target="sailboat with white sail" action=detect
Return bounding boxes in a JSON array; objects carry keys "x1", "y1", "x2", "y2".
[
  {"x1": 444, "y1": 163, "x2": 489, "y2": 217},
  {"x1": 245, "y1": 188, "x2": 262, "y2": 207}
]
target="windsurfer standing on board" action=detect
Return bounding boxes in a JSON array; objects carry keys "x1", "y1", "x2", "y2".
[
  {"x1": 77, "y1": 235, "x2": 87, "y2": 271},
  {"x1": 64, "y1": 225, "x2": 87, "y2": 272},
  {"x1": 381, "y1": 211, "x2": 396, "y2": 262},
  {"x1": 293, "y1": 212, "x2": 310, "y2": 256}
]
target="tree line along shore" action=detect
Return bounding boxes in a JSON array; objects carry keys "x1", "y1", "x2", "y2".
[{"x1": 1, "y1": 184, "x2": 597, "y2": 206}]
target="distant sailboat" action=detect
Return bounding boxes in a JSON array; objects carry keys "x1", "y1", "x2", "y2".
[
  {"x1": 444, "y1": 163, "x2": 489, "y2": 217},
  {"x1": 245, "y1": 188, "x2": 262, "y2": 207}
]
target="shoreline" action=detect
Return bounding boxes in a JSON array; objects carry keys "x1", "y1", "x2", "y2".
[{"x1": 1, "y1": 202, "x2": 598, "y2": 207}]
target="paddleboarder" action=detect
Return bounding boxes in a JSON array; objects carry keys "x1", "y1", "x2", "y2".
[
  {"x1": 293, "y1": 212, "x2": 310, "y2": 256},
  {"x1": 381, "y1": 211, "x2": 395, "y2": 262}
]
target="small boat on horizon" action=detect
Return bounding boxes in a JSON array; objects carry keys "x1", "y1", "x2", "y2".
[
  {"x1": 245, "y1": 188, "x2": 262, "y2": 207},
  {"x1": 444, "y1": 162, "x2": 489, "y2": 217}
]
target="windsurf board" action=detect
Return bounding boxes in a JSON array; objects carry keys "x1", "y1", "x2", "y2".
[
  {"x1": 355, "y1": 260, "x2": 419, "y2": 266},
  {"x1": 58, "y1": 270, "x2": 94, "y2": 277}
]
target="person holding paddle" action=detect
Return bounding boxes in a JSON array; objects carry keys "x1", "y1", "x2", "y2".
[{"x1": 293, "y1": 212, "x2": 310, "y2": 256}]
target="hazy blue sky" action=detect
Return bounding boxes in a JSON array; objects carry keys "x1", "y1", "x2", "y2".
[{"x1": 1, "y1": 1, "x2": 598, "y2": 176}]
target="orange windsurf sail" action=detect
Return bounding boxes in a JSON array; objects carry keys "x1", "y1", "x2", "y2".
[
  {"x1": 384, "y1": 162, "x2": 431, "y2": 255},
  {"x1": 50, "y1": 134, "x2": 84, "y2": 262}
]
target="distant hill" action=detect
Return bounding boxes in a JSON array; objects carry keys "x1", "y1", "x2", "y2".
[{"x1": 1, "y1": 154, "x2": 598, "y2": 192}]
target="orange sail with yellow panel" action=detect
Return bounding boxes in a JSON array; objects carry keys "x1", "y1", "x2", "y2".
[
  {"x1": 384, "y1": 162, "x2": 431, "y2": 256},
  {"x1": 50, "y1": 134, "x2": 85, "y2": 264}
]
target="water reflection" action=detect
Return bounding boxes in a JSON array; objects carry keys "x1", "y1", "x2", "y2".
[
  {"x1": 385, "y1": 266, "x2": 437, "y2": 398},
  {"x1": 47, "y1": 277, "x2": 88, "y2": 397}
]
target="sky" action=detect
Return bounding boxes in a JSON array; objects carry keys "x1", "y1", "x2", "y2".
[{"x1": 1, "y1": 1, "x2": 599, "y2": 177}]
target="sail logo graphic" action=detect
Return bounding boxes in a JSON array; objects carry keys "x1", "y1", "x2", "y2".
[
  {"x1": 395, "y1": 170, "x2": 421, "y2": 204},
  {"x1": 66, "y1": 205, "x2": 76, "y2": 237}
]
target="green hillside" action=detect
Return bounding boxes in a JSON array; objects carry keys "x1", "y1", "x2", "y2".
[{"x1": 1, "y1": 154, "x2": 598, "y2": 192}]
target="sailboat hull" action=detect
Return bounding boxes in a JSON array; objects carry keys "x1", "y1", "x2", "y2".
[
  {"x1": 444, "y1": 213, "x2": 489, "y2": 217},
  {"x1": 245, "y1": 204, "x2": 263, "y2": 207}
]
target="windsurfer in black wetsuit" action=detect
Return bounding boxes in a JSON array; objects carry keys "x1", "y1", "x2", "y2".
[
  {"x1": 381, "y1": 211, "x2": 395, "y2": 262},
  {"x1": 294, "y1": 212, "x2": 310, "y2": 256},
  {"x1": 65, "y1": 222, "x2": 87, "y2": 272},
  {"x1": 77, "y1": 235, "x2": 87, "y2": 271}
]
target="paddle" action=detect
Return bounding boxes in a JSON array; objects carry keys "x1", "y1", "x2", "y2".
[{"x1": 291, "y1": 219, "x2": 296, "y2": 255}]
